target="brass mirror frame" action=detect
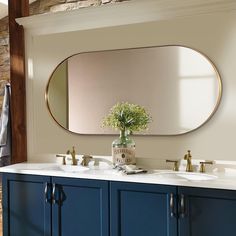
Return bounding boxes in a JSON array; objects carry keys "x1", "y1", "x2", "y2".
[{"x1": 45, "y1": 45, "x2": 222, "y2": 136}]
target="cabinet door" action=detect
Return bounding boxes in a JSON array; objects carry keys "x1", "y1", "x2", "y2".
[
  {"x1": 178, "y1": 187, "x2": 236, "y2": 236},
  {"x1": 2, "y1": 173, "x2": 51, "y2": 236},
  {"x1": 52, "y1": 177, "x2": 109, "y2": 236},
  {"x1": 110, "y1": 181, "x2": 177, "y2": 236}
]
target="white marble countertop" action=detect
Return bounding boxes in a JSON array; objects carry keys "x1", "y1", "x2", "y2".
[{"x1": 1, "y1": 162, "x2": 236, "y2": 191}]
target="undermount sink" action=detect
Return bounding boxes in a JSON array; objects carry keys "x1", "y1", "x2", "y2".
[
  {"x1": 59, "y1": 165, "x2": 89, "y2": 172},
  {"x1": 153, "y1": 171, "x2": 217, "y2": 181}
]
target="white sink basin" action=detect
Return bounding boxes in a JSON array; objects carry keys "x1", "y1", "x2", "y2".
[
  {"x1": 59, "y1": 165, "x2": 89, "y2": 172},
  {"x1": 153, "y1": 171, "x2": 217, "y2": 181}
]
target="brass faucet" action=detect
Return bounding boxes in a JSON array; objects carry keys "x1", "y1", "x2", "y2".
[
  {"x1": 56, "y1": 154, "x2": 66, "y2": 165},
  {"x1": 184, "y1": 150, "x2": 193, "y2": 172},
  {"x1": 199, "y1": 161, "x2": 214, "y2": 173},
  {"x1": 66, "y1": 146, "x2": 77, "y2": 166},
  {"x1": 81, "y1": 155, "x2": 93, "y2": 167},
  {"x1": 166, "y1": 159, "x2": 179, "y2": 171}
]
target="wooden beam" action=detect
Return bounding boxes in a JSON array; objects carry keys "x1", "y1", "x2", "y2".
[{"x1": 8, "y1": 0, "x2": 29, "y2": 163}]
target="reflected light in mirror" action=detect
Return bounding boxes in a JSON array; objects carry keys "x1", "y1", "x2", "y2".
[
  {"x1": 46, "y1": 45, "x2": 222, "y2": 135},
  {"x1": 179, "y1": 48, "x2": 217, "y2": 131}
]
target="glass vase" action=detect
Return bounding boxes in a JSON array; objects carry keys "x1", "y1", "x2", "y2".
[{"x1": 112, "y1": 130, "x2": 136, "y2": 166}]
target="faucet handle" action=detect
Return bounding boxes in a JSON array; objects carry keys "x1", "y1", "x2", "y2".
[
  {"x1": 56, "y1": 154, "x2": 66, "y2": 165},
  {"x1": 199, "y1": 161, "x2": 214, "y2": 173},
  {"x1": 81, "y1": 155, "x2": 93, "y2": 167},
  {"x1": 166, "y1": 160, "x2": 179, "y2": 171}
]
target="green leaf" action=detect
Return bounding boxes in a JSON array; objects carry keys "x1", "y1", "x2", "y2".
[{"x1": 101, "y1": 102, "x2": 152, "y2": 134}]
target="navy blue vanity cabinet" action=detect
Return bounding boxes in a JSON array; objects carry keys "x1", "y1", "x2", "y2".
[
  {"x1": 178, "y1": 187, "x2": 236, "y2": 236},
  {"x1": 2, "y1": 174, "x2": 109, "y2": 236},
  {"x1": 51, "y1": 177, "x2": 109, "y2": 236},
  {"x1": 3, "y1": 173, "x2": 236, "y2": 236},
  {"x1": 2, "y1": 173, "x2": 51, "y2": 236},
  {"x1": 110, "y1": 181, "x2": 177, "y2": 236}
]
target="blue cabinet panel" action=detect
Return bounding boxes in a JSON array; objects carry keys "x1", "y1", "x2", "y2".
[
  {"x1": 110, "y1": 181, "x2": 177, "y2": 236},
  {"x1": 2, "y1": 174, "x2": 51, "y2": 236},
  {"x1": 3, "y1": 173, "x2": 236, "y2": 236},
  {"x1": 178, "y1": 187, "x2": 236, "y2": 236},
  {"x1": 52, "y1": 177, "x2": 109, "y2": 236}
]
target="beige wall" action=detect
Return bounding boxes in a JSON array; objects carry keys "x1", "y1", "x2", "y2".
[{"x1": 27, "y1": 11, "x2": 236, "y2": 163}]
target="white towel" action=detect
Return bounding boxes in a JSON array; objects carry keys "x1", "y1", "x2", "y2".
[
  {"x1": 114, "y1": 164, "x2": 148, "y2": 175},
  {"x1": 0, "y1": 83, "x2": 11, "y2": 166}
]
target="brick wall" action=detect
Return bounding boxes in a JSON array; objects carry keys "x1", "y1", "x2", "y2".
[
  {"x1": 0, "y1": 0, "x2": 129, "y2": 109},
  {"x1": 30, "y1": 0, "x2": 128, "y2": 14},
  {"x1": 0, "y1": 16, "x2": 9, "y2": 108}
]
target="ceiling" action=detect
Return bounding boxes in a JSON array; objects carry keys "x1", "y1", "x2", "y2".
[{"x1": 0, "y1": 0, "x2": 36, "y2": 19}]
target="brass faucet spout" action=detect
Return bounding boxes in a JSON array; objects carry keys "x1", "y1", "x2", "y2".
[
  {"x1": 67, "y1": 146, "x2": 77, "y2": 166},
  {"x1": 184, "y1": 150, "x2": 193, "y2": 172}
]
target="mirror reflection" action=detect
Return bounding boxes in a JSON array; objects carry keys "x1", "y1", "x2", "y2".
[{"x1": 46, "y1": 46, "x2": 222, "y2": 135}]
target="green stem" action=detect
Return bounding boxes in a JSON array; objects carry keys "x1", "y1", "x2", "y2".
[{"x1": 119, "y1": 129, "x2": 127, "y2": 146}]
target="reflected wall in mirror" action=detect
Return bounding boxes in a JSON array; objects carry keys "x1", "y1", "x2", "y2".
[{"x1": 46, "y1": 45, "x2": 222, "y2": 135}]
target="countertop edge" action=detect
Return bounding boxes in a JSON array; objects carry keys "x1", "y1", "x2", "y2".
[{"x1": 1, "y1": 163, "x2": 236, "y2": 191}]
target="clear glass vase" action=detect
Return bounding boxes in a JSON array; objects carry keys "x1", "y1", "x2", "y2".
[{"x1": 112, "y1": 129, "x2": 136, "y2": 166}]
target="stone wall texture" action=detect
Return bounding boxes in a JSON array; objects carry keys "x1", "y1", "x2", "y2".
[
  {"x1": 0, "y1": 0, "x2": 129, "y2": 108},
  {"x1": 0, "y1": 16, "x2": 9, "y2": 108}
]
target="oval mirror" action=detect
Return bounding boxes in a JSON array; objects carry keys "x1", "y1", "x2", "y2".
[{"x1": 46, "y1": 45, "x2": 222, "y2": 135}]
